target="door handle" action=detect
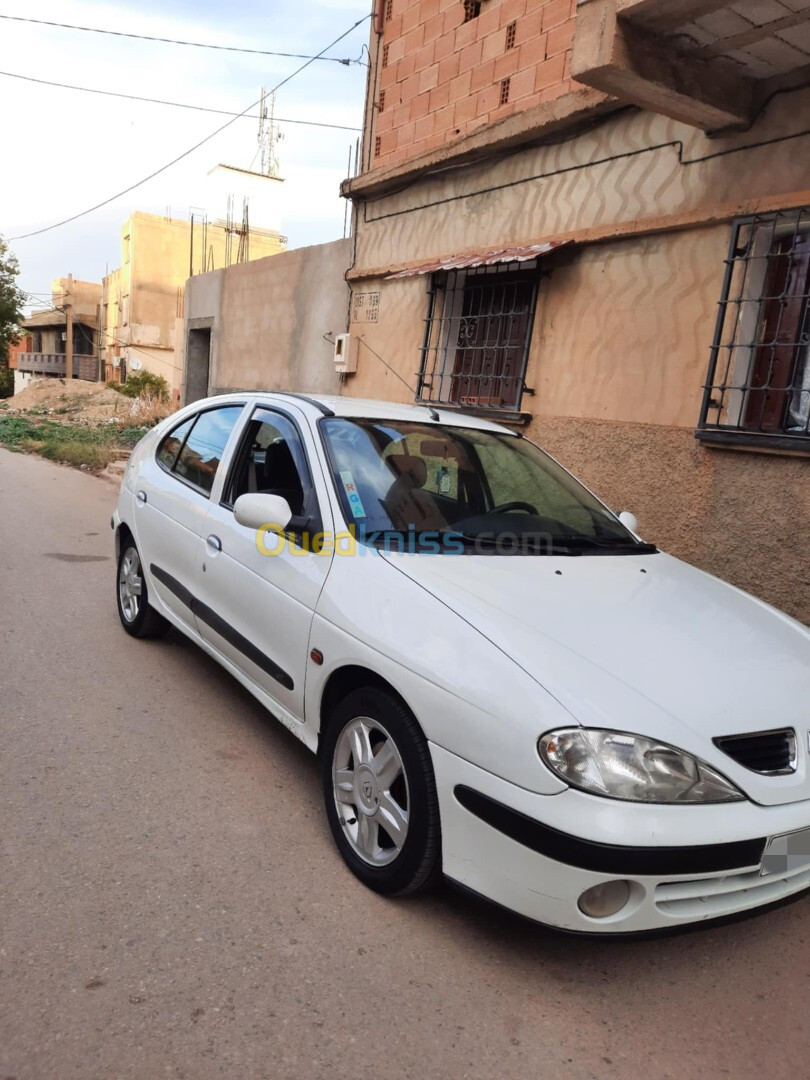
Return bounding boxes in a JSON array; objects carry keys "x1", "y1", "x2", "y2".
[
  {"x1": 206, "y1": 534, "x2": 222, "y2": 552},
  {"x1": 136, "y1": 490, "x2": 147, "y2": 504}
]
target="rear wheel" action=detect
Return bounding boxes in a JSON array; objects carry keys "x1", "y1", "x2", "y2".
[
  {"x1": 116, "y1": 539, "x2": 168, "y2": 639},
  {"x1": 322, "y1": 686, "x2": 441, "y2": 895}
]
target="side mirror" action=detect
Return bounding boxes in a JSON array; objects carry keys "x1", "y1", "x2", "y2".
[
  {"x1": 618, "y1": 510, "x2": 639, "y2": 534},
  {"x1": 234, "y1": 493, "x2": 292, "y2": 532}
]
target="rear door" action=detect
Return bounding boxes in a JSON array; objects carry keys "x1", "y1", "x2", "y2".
[
  {"x1": 194, "y1": 404, "x2": 335, "y2": 721},
  {"x1": 133, "y1": 403, "x2": 246, "y2": 628}
]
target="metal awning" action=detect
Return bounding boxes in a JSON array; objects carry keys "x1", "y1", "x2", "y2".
[{"x1": 385, "y1": 240, "x2": 569, "y2": 279}]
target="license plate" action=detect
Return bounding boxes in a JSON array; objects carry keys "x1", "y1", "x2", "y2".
[{"x1": 760, "y1": 826, "x2": 810, "y2": 877}]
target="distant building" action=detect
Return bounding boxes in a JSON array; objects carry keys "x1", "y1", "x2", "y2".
[{"x1": 15, "y1": 279, "x2": 102, "y2": 393}]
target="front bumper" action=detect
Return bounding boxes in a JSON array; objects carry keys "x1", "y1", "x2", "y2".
[{"x1": 431, "y1": 743, "x2": 810, "y2": 933}]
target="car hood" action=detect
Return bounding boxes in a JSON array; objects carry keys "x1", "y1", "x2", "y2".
[{"x1": 381, "y1": 550, "x2": 810, "y2": 806}]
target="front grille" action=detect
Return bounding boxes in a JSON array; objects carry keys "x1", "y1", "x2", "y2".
[
  {"x1": 655, "y1": 863, "x2": 810, "y2": 920},
  {"x1": 714, "y1": 728, "x2": 797, "y2": 775}
]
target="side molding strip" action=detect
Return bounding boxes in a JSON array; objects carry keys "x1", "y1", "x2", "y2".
[{"x1": 150, "y1": 563, "x2": 295, "y2": 691}]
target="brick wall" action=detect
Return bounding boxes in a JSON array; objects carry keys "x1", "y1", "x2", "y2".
[{"x1": 373, "y1": 0, "x2": 576, "y2": 168}]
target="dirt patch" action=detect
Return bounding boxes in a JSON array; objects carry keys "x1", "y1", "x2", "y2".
[{"x1": 5, "y1": 377, "x2": 171, "y2": 425}]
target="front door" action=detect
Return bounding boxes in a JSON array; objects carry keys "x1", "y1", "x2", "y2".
[{"x1": 194, "y1": 405, "x2": 334, "y2": 722}]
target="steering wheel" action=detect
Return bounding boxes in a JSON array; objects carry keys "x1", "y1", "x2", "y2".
[{"x1": 488, "y1": 501, "x2": 538, "y2": 515}]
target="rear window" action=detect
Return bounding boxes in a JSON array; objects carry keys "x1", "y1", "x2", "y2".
[{"x1": 157, "y1": 406, "x2": 244, "y2": 495}]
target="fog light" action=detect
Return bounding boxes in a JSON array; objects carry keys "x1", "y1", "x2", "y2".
[{"x1": 577, "y1": 880, "x2": 631, "y2": 918}]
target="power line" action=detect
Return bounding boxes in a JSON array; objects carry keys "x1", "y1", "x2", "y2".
[
  {"x1": 8, "y1": 13, "x2": 371, "y2": 242},
  {"x1": 0, "y1": 14, "x2": 366, "y2": 64},
  {"x1": 0, "y1": 70, "x2": 362, "y2": 131}
]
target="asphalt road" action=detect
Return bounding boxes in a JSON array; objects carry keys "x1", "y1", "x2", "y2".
[{"x1": 1, "y1": 446, "x2": 808, "y2": 1080}]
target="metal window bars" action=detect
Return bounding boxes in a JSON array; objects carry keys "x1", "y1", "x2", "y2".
[
  {"x1": 417, "y1": 261, "x2": 539, "y2": 412},
  {"x1": 699, "y1": 206, "x2": 810, "y2": 448}
]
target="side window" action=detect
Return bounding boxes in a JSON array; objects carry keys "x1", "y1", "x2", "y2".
[
  {"x1": 227, "y1": 409, "x2": 312, "y2": 519},
  {"x1": 168, "y1": 406, "x2": 243, "y2": 494},
  {"x1": 157, "y1": 416, "x2": 194, "y2": 471}
]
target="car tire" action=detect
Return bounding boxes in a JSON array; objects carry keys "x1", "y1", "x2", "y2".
[
  {"x1": 322, "y1": 686, "x2": 441, "y2": 896},
  {"x1": 116, "y1": 537, "x2": 168, "y2": 639}
]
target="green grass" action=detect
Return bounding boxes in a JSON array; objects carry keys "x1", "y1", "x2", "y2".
[{"x1": 0, "y1": 415, "x2": 150, "y2": 471}]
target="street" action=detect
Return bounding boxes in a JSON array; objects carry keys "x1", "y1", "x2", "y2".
[{"x1": 0, "y1": 446, "x2": 807, "y2": 1080}]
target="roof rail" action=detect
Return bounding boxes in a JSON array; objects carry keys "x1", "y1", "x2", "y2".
[{"x1": 274, "y1": 392, "x2": 335, "y2": 417}]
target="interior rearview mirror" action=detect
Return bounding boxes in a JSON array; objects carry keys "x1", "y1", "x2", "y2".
[
  {"x1": 234, "y1": 493, "x2": 292, "y2": 532},
  {"x1": 618, "y1": 510, "x2": 638, "y2": 534}
]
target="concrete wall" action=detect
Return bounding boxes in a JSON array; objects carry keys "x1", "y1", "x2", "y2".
[
  {"x1": 183, "y1": 238, "x2": 352, "y2": 402},
  {"x1": 372, "y1": 0, "x2": 575, "y2": 168}
]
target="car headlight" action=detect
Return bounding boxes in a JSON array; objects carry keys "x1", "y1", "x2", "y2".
[{"x1": 538, "y1": 729, "x2": 745, "y2": 804}]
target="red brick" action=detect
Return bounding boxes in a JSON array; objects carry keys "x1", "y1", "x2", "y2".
[
  {"x1": 418, "y1": 62, "x2": 439, "y2": 92},
  {"x1": 519, "y1": 90, "x2": 546, "y2": 110},
  {"x1": 476, "y1": 82, "x2": 501, "y2": 115},
  {"x1": 458, "y1": 39, "x2": 483, "y2": 73},
  {"x1": 546, "y1": 19, "x2": 574, "y2": 56},
  {"x1": 508, "y1": 65, "x2": 536, "y2": 101},
  {"x1": 392, "y1": 101, "x2": 411, "y2": 129},
  {"x1": 540, "y1": 80, "x2": 567, "y2": 103},
  {"x1": 542, "y1": 0, "x2": 570, "y2": 31},
  {"x1": 429, "y1": 80, "x2": 451, "y2": 111},
  {"x1": 383, "y1": 82, "x2": 402, "y2": 109},
  {"x1": 420, "y1": 0, "x2": 440, "y2": 19},
  {"x1": 413, "y1": 41, "x2": 436, "y2": 72},
  {"x1": 534, "y1": 51, "x2": 566, "y2": 91},
  {"x1": 410, "y1": 90, "x2": 431, "y2": 120},
  {"x1": 488, "y1": 101, "x2": 516, "y2": 123},
  {"x1": 475, "y1": 4, "x2": 501, "y2": 38},
  {"x1": 396, "y1": 53, "x2": 416, "y2": 81},
  {"x1": 424, "y1": 132, "x2": 445, "y2": 150},
  {"x1": 432, "y1": 102, "x2": 456, "y2": 134},
  {"x1": 493, "y1": 47, "x2": 520, "y2": 80},
  {"x1": 402, "y1": 3, "x2": 420, "y2": 33},
  {"x1": 380, "y1": 63, "x2": 399, "y2": 89},
  {"x1": 423, "y1": 12, "x2": 444, "y2": 42},
  {"x1": 379, "y1": 130, "x2": 397, "y2": 155},
  {"x1": 454, "y1": 93, "x2": 477, "y2": 127},
  {"x1": 454, "y1": 18, "x2": 479, "y2": 50},
  {"x1": 401, "y1": 72, "x2": 421, "y2": 101},
  {"x1": 438, "y1": 51, "x2": 460, "y2": 83},
  {"x1": 517, "y1": 33, "x2": 547, "y2": 68},
  {"x1": 449, "y1": 69, "x2": 473, "y2": 102},
  {"x1": 396, "y1": 121, "x2": 416, "y2": 147},
  {"x1": 433, "y1": 30, "x2": 456, "y2": 62},
  {"x1": 414, "y1": 113, "x2": 434, "y2": 141},
  {"x1": 470, "y1": 57, "x2": 496, "y2": 91},
  {"x1": 439, "y1": 0, "x2": 457, "y2": 10},
  {"x1": 404, "y1": 24, "x2": 425, "y2": 55},
  {"x1": 500, "y1": 0, "x2": 527, "y2": 28},
  {"x1": 443, "y1": 4, "x2": 464, "y2": 33},
  {"x1": 516, "y1": 8, "x2": 543, "y2": 43},
  {"x1": 376, "y1": 108, "x2": 394, "y2": 134},
  {"x1": 481, "y1": 29, "x2": 505, "y2": 62},
  {"x1": 386, "y1": 14, "x2": 403, "y2": 39}
]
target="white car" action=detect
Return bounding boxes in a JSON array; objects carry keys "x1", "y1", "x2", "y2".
[{"x1": 113, "y1": 392, "x2": 810, "y2": 933}]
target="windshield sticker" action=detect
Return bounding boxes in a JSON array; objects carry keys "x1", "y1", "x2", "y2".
[{"x1": 340, "y1": 470, "x2": 367, "y2": 519}]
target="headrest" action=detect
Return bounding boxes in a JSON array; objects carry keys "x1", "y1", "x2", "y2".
[{"x1": 387, "y1": 455, "x2": 427, "y2": 488}]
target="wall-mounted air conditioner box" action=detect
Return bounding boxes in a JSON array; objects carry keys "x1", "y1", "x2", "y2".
[{"x1": 334, "y1": 333, "x2": 358, "y2": 374}]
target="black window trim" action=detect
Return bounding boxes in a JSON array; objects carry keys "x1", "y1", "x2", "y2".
[
  {"x1": 156, "y1": 402, "x2": 248, "y2": 499},
  {"x1": 697, "y1": 206, "x2": 810, "y2": 454},
  {"x1": 220, "y1": 403, "x2": 324, "y2": 543}
]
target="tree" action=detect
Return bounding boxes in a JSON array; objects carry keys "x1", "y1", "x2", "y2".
[{"x1": 0, "y1": 237, "x2": 25, "y2": 398}]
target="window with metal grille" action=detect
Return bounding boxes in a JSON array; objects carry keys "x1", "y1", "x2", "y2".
[
  {"x1": 382, "y1": 43, "x2": 390, "y2": 67},
  {"x1": 379, "y1": 89, "x2": 386, "y2": 112},
  {"x1": 417, "y1": 262, "x2": 539, "y2": 412},
  {"x1": 463, "y1": 1, "x2": 482, "y2": 22},
  {"x1": 699, "y1": 206, "x2": 810, "y2": 449},
  {"x1": 499, "y1": 77, "x2": 510, "y2": 105},
  {"x1": 386, "y1": 0, "x2": 393, "y2": 20},
  {"x1": 374, "y1": 135, "x2": 382, "y2": 157},
  {"x1": 505, "y1": 20, "x2": 517, "y2": 49}
]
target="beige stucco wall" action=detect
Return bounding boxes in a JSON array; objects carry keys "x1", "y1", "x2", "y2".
[{"x1": 183, "y1": 238, "x2": 352, "y2": 399}]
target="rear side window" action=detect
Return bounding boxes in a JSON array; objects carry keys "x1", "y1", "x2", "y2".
[
  {"x1": 157, "y1": 417, "x2": 194, "y2": 470},
  {"x1": 157, "y1": 406, "x2": 243, "y2": 495}
]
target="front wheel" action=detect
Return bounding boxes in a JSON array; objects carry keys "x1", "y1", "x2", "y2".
[
  {"x1": 322, "y1": 686, "x2": 441, "y2": 896},
  {"x1": 116, "y1": 538, "x2": 168, "y2": 639}
]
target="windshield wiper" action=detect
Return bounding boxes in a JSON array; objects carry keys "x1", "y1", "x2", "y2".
[{"x1": 555, "y1": 535, "x2": 658, "y2": 554}]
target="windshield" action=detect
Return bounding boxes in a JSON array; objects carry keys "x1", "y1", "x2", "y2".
[{"x1": 320, "y1": 418, "x2": 655, "y2": 555}]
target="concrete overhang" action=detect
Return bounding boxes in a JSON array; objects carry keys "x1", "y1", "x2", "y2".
[
  {"x1": 572, "y1": 0, "x2": 810, "y2": 131},
  {"x1": 340, "y1": 87, "x2": 621, "y2": 201}
]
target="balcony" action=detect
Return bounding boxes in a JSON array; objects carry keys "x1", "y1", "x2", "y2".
[{"x1": 16, "y1": 353, "x2": 100, "y2": 382}]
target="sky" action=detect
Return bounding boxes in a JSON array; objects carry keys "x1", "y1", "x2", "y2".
[{"x1": 0, "y1": 0, "x2": 371, "y2": 305}]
